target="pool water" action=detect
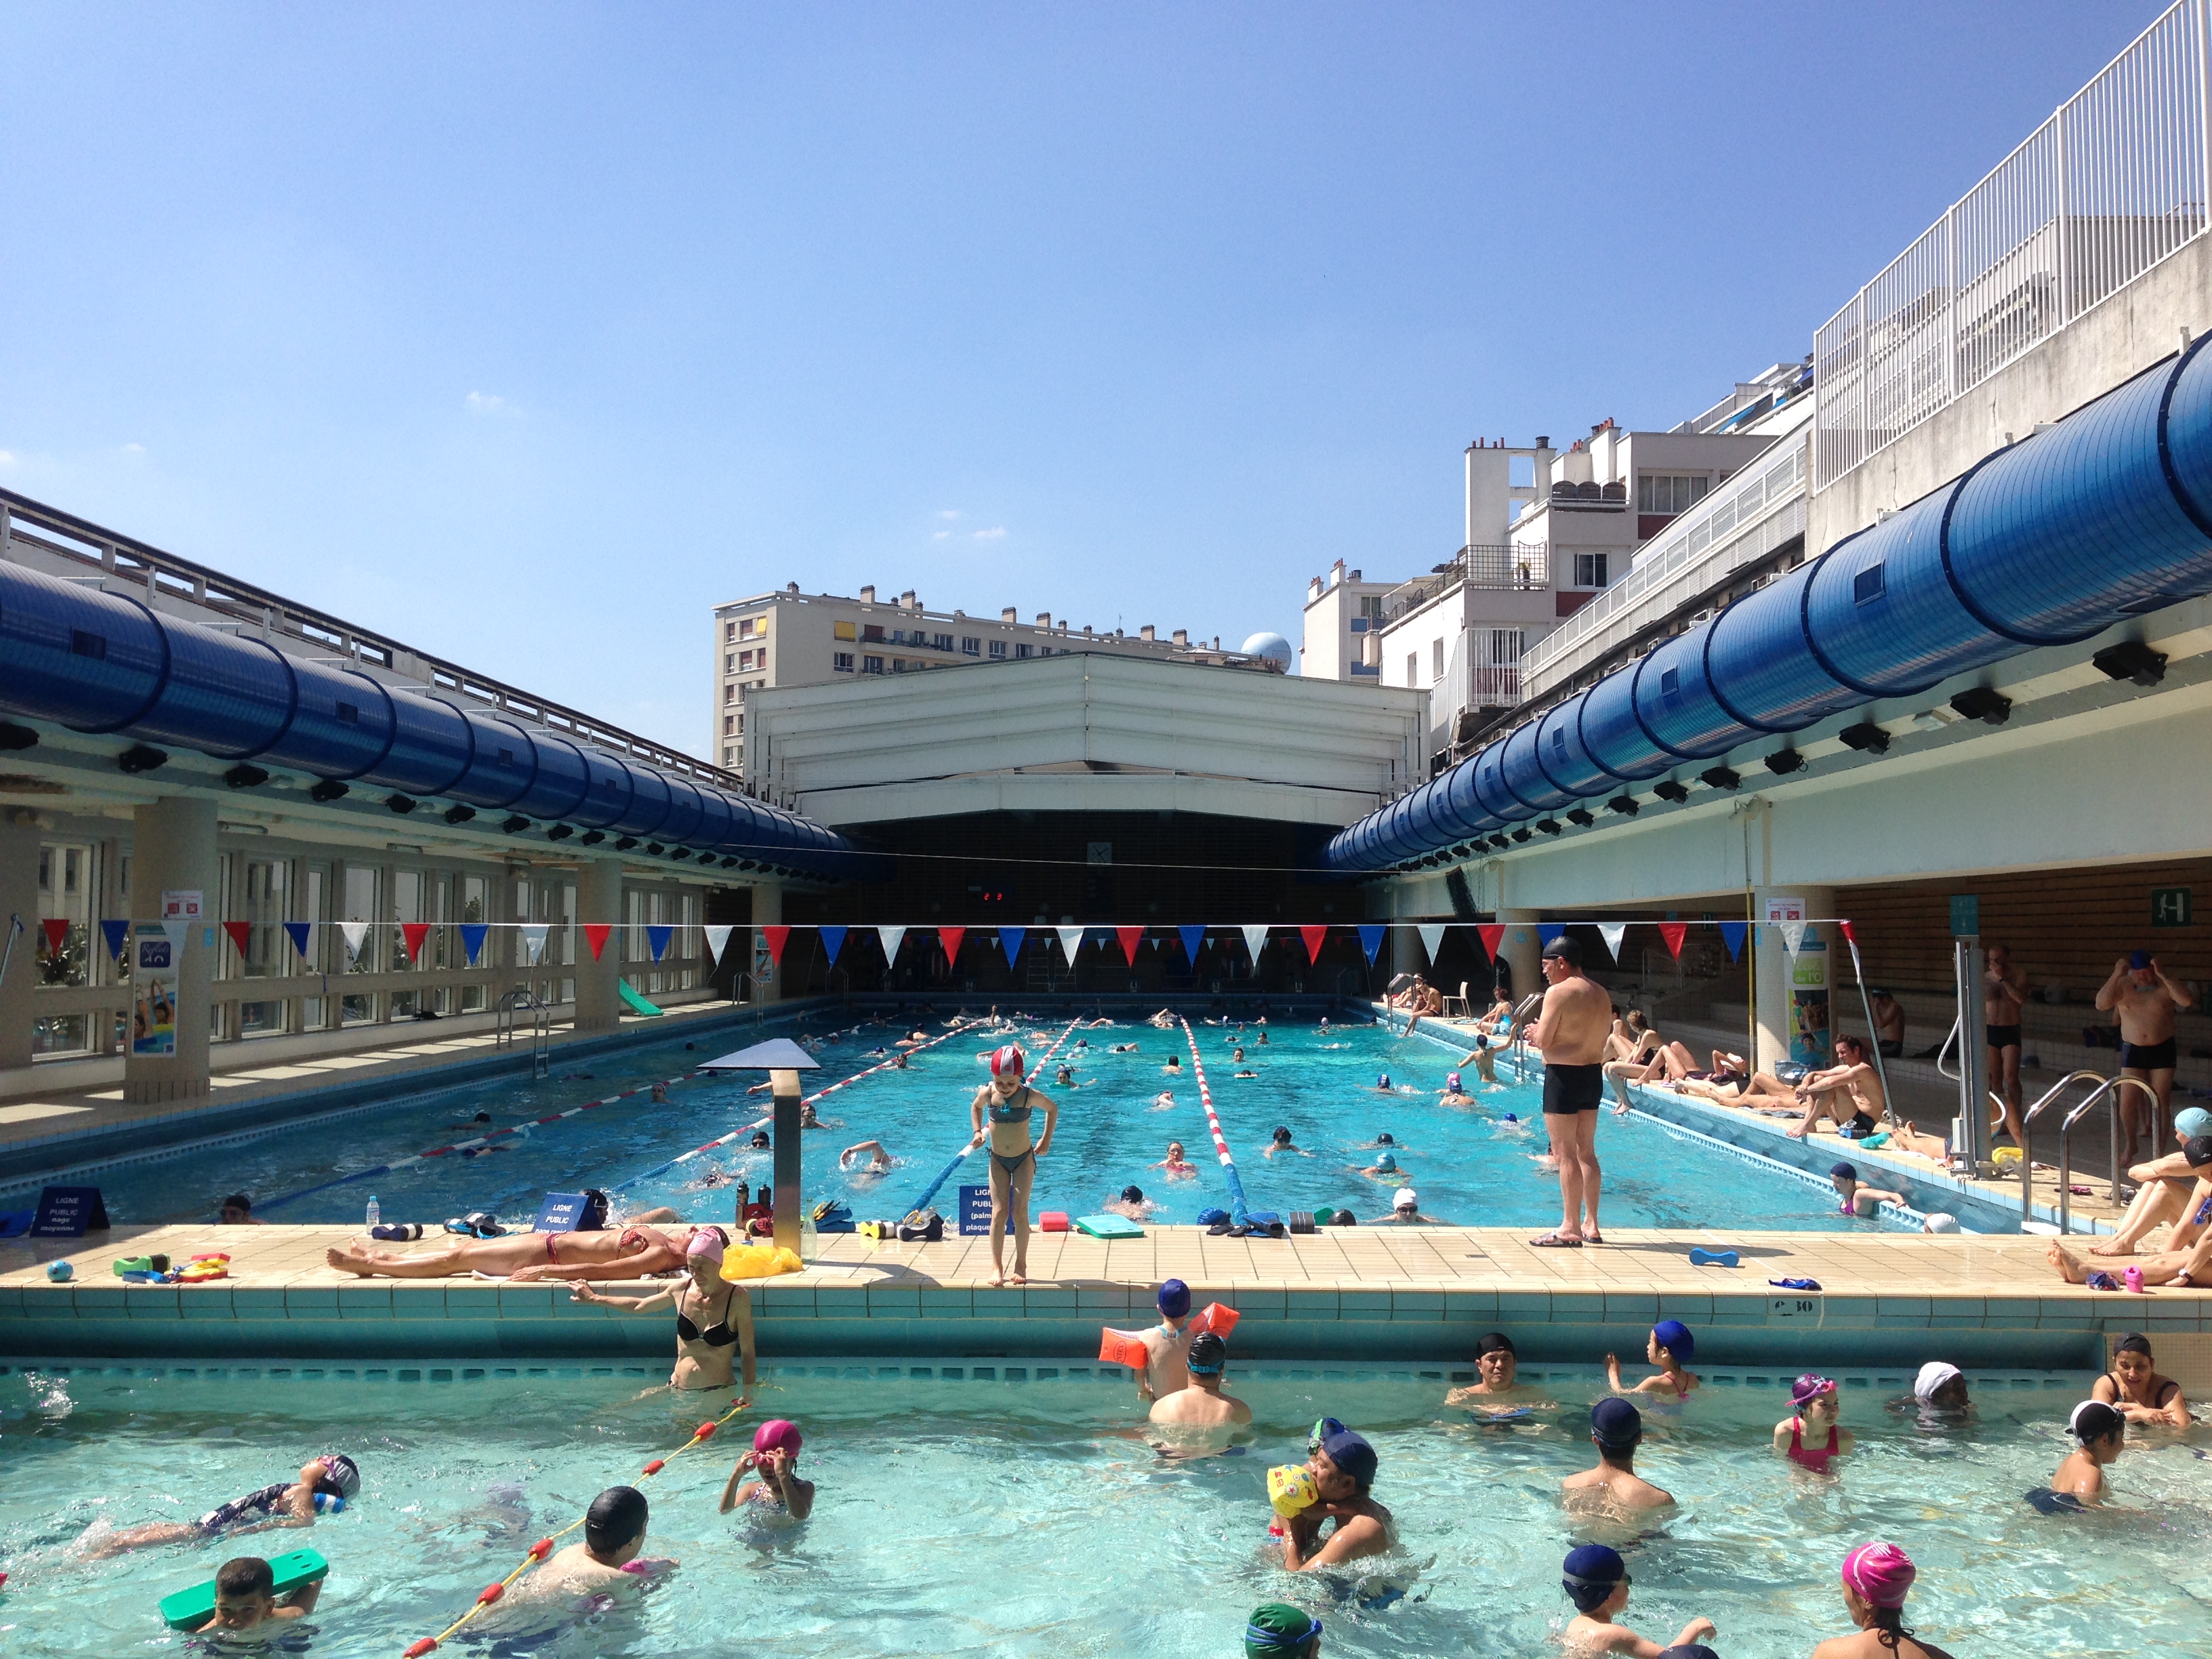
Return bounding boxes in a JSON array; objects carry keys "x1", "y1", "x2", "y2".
[
  {"x1": 3, "y1": 1361, "x2": 2205, "y2": 1657},
  {"x1": 4, "y1": 1016, "x2": 1910, "y2": 1233}
]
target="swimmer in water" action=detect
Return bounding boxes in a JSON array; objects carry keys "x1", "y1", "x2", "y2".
[
  {"x1": 1153, "y1": 1090, "x2": 1178, "y2": 1111},
  {"x1": 1057, "y1": 1064, "x2": 1076, "y2": 1087},
  {"x1": 1233, "y1": 1069, "x2": 1258, "y2": 1078},
  {"x1": 570, "y1": 1225, "x2": 756, "y2": 1395},
  {"x1": 1111, "y1": 1042, "x2": 1141, "y2": 1054},
  {"x1": 1232, "y1": 1046, "x2": 1246, "y2": 1062},
  {"x1": 87, "y1": 1453, "x2": 362, "y2": 1557},
  {"x1": 519, "y1": 1486, "x2": 674, "y2": 1606},
  {"x1": 1279, "y1": 1430, "x2": 1393, "y2": 1572},
  {"x1": 720, "y1": 1419, "x2": 813, "y2": 1522},
  {"x1": 1774, "y1": 1374, "x2": 1854, "y2": 1473},
  {"x1": 2093, "y1": 1332, "x2": 2192, "y2": 1427},
  {"x1": 1558, "y1": 1542, "x2": 1715, "y2": 1658},
  {"x1": 1811, "y1": 1541, "x2": 1956, "y2": 1659},
  {"x1": 1265, "y1": 1125, "x2": 1311, "y2": 1160},
  {"x1": 1443, "y1": 1331, "x2": 1555, "y2": 1416},
  {"x1": 1562, "y1": 1399, "x2": 1674, "y2": 1511},
  {"x1": 651, "y1": 1082, "x2": 669, "y2": 1103},
  {"x1": 840, "y1": 1139, "x2": 895, "y2": 1174},
  {"x1": 188, "y1": 1554, "x2": 322, "y2": 1636},
  {"x1": 1354, "y1": 1149, "x2": 1406, "y2": 1182},
  {"x1": 1164, "y1": 1053, "x2": 1183, "y2": 1073},
  {"x1": 1147, "y1": 1332, "x2": 1251, "y2": 1451},
  {"x1": 749, "y1": 1130, "x2": 771, "y2": 1149},
  {"x1": 1829, "y1": 1162, "x2": 1907, "y2": 1218},
  {"x1": 1105, "y1": 1184, "x2": 1160, "y2": 1221},
  {"x1": 1439, "y1": 1071, "x2": 1475, "y2": 1107},
  {"x1": 1608, "y1": 1322, "x2": 1700, "y2": 1400},
  {"x1": 1152, "y1": 1141, "x2": 1199, "y2": 1179},
  {"x1": 2046, "y1": 1400, "x2": 2125, "y2": 1507},
  {"x1": 1465, "y1": 1038, "x2": 1498, "y2": 1086}
]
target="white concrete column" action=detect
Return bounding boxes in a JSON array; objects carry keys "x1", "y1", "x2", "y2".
[
  {"x1": 573, "y1": 859, "x2": 623, "y2": 1033},
  {"x1": 124, "y1": 796, "x2": 219, "y2": 1104},
  {"x1": 0, "y1": 817, "x2": 41, "y2": 1071},
  {"x1": 1752, "y1": 884, "x2": 1838, "y2": 1073},
  {"x1": 1497, "y1": 907, "x2": 1541, "y2": 1009},
  {"x1": 751, "y1": 880, "x2": 783, "y2": 1002}
]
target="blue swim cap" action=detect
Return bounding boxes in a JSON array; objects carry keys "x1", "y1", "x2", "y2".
[
  {"x1": 1830, "y1": 1161, "x2": 1858, "y2": 1181},
  {"x1": 1306, "y1": 1415, "x2": 1347, "y2": 1453},
  {"x1": 1591, "y1": 1397, "x2": 1642, "y2": 1446},
  {"x1": 1158, "y1": 1278, "x2": 1192, "y2": 1319},
  {"x1": 1317, "y1": 1429, "x2": 1378, "y2": 1491},
  {"x1": 2175, "y1": 1107, "x2": 2212, "y2": 1140},
  {"x1": 1375, "y1": 1151, "x2": 1397, "y2": 1172},
  {"x1": 1652, "y1": 1319, "x2": 1695, "y2": 1361},
  {"x1": 1563, "y1": 1542, "x2": 1625, "y2": 1584},
  {"x1": 2131, "y1": 948, "x2": 2154, "y2": 970}
]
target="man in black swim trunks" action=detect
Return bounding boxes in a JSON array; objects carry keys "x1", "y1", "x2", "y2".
[
  {"x1": 1530, "y1": 935, "x2": 1613, "y2": 1247},
  {"x1": 1983, "y1": 943, "x2": 2028, "y2": 1144},
  {"x1": 2097, "y1": 949, "x2": 2196, "y2": 1168}
]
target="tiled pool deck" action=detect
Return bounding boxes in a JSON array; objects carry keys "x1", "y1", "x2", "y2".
[{"x1": 3, "y1": 1218, "x2": 2202, "y2": 1372}]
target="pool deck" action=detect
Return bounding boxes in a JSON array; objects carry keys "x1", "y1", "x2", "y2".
[{"x1": 3, "y1": 1219, "x2": 2204, "y2": 1374}]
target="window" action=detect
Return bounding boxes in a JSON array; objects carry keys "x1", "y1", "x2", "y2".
[
  {"x1": 863, "y1": 655, "x2": 884, "y2": 674},
  {"x1": 1573, "y1": 552, "x2": 1610, "y2": 587},
  {"x1": 738, "y1": 616, "x2": 760, "y2": 639},
  {"x1": 834, "y1": 620, "x2": 857, "y2": 641},
  {"x1": 961, "y1": 636, "x2": 981, "y2": 655},
  {"x1": 1016, "y1": 642, "x2": 1033, "y2": 658},
  {"x1": 1431, "y1": 639, "x2": 1444, "y2": 678},
  {"x1": 890, "y1": 628, "x2": 906, "y2": 644},
  {"x1": 932, "y1": 632, "x2": 953, "y2": 651},
  {"x1": 1407, "y1": 652, "x2": 1419, "y2": 685},
  {"x1": 723, "y1": 683, "x2": 735, "y2": 704},
  {"x1": 724, "y1": 652, "x2": 734, "y2": 673},
  {"x1": 1637, "y1": 474, "x2": 1710, "y2": 514},
  {"x1": 722, "y1": 714, "x2": 735, "y2": 735},
  {"x1": 1488, "y1": 628, "x2": 1525, "y2": 663},
  {"x1": 833, "y1": 651, "x2": 855, "y2": 672},
  {"x1": 1359, "y1": 595, "x2": 1384, "y2": 619},
  {"x1": 735, "y1": 712, "x2": 744, "y2": 731},
  {"x1": 989, "y1": 640, "x2": 1007, "y2": 659},
  {"x1": 724, "y1": 621, "x2": 736, "y2": 642},
  {"x1": 861, "y1": 623, "x2": 884, "y2": 642},
  {"x1": 724, "y1": 745, "x2": 737, "y2": 765}
]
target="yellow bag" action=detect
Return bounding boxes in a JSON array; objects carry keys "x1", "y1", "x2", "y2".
[{"x1": 720, "y1": 1244, "x2": 804, "y2": 1280}]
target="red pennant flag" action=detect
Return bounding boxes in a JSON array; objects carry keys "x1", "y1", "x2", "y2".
[
  {"x1": 1838, "y1": 919, "x2": 1858, "y2": 945},
  {"x1": 938, "y1": 926, "x2": 966, "y2": 965},
  {"x1": 1475, "y1": 923, "x2": 1505, "y2": 960},
  {"x1": 1115, "y1": 926, "x2": 1145, "y2": 963},
  {"x1": 401, "y1": 921, "x2": 431, "y2": 963},
  {"x1": 1299, "y1": 924, "x2": 1328, "y2": 964},
  {"x1": 583, "y1": 923, "x2": 613, "y2": 961},
  {"x1": 222, "y1": 920, "x2": 252, "y2": 958},
  {"x1": 40, "y1": 918, "x2": 70, "y2": 955},
  {"x1": 760, "y1": 925, "x2": 790, "y2": 965},
  {"x1": 1658, "y1": 922, "x2": 1687, "y2": 960}
]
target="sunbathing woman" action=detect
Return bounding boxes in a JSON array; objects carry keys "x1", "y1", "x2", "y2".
[
  {"x1": 571, "y1": 1225, "x2": 756, "y2": 1394},
  {"x1": 325, "y1": 1220, "x2": 697, "y2": 1280}
]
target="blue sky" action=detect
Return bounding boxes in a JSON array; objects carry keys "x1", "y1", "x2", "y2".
[{"x1": 0, "y1": 1, "x2": 2168, "y2": 751}]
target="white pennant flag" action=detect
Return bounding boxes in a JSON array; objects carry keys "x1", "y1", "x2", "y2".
[
  {"x1": 521, "y1": 923, "x2": 550, "y2": 965},
  {"x1": 1416, "y1": 924, "x2": 1447, "y2": 964},
  {"x1": 702, "y1": 924, "x2": 733, "y2": 963},
  {"x1": 1597, "y1": 923, "x2": 1628, "y2": 962},
  {"x1": 1055, "y1": 926, "x2": 1085, "y2": 962},
  {"x1": 1780, "y1": 920, "x2": 1807, "y2": 958},
  {"x1": 876, "y1": 926, "x2": 907, "y2": 964},
  {"x1": 1241, "y1": 924, "x2": 1270, "y2": 961},
  {"x1": 338, "y1": 920, "x2": 369, "y2": 962}
]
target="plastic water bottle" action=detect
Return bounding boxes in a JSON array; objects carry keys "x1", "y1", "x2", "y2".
[
  {"x1": 365, "y1": 1195, "x2": 381, "y2": 1231},
  {"x1": 2125, "y1": 1265, "x2": 2145, "y2": 1293}
]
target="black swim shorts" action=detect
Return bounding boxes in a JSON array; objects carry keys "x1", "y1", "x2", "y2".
[
  {"x1": 1986, "y1": 1023, "x2": 2023, "y2": 1050},
  {"x1": 1542, "y1": 1063, "x2": 1605, "y2": 1114},
  {"x1": 2122, "y1": 1036, "x2": 2178, "y2": 1071}
]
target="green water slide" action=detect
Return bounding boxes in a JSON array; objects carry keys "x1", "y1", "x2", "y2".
[{"x1": 618, "y1": 980, "x2": 665, "y2": 1017}]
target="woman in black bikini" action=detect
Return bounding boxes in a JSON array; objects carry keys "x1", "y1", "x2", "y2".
[
  {"x1": 2093, "y1": 1332, "x2": 2192, "y2": 1427},
  {"x1": 571, "y1": 1225, "x2": 756, "y2": 1394},
  {"x1": 971, "y1": 1044, "x2": 1059, "y2": 1287}
]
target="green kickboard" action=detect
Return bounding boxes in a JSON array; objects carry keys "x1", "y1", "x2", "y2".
[
  {"x1": 1074, "y1": 1214, "x2": 1145, "y2": 1239},
  {"x1": 617, "y1": 981, "x2": 665, "y2": 1016},
  {"x1": 160, "y1": 1547, "x2": 329, "y2": 1630}
]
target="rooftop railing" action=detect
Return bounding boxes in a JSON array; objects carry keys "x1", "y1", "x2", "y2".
[
  {"x1": 1380, "y1": 544, "x2": 1548, "y2": 623},
  {"x1": 1815, "y1": 0, "x2": 2211, "y2": 488}
]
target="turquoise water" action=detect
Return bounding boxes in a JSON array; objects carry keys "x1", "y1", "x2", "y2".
[
  {"x1": 3, "y1": 1361, "x2": 2206, "y2": 1657},
  {"x1": 4, "y1": 1016, "x2": 1912, "y2": 1233}
]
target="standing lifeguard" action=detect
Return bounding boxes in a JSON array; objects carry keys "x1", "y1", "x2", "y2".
[{"x1": 971, "y1": 1044, "x2": 1059, "y2": 1287}]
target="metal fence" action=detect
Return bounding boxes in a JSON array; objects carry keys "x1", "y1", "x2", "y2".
[
  {"x1": 1382, "y1": 544, "x2": 1547, "y2": 623},
  {"x1": 1815, "y1": 0, "x2": 2211, "y2": 487}
]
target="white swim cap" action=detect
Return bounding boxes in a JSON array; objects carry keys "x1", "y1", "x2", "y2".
[
  {"x1": 1393, "y1": 1187, "x2": 1417, "y2": 1210},
  {"x1": 1923, "y1": 1212, "x2": 1959, "y2": 1233}
]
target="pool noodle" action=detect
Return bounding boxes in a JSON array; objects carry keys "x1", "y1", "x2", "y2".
[{"x1": 901, "y1": 1019, "x2": 1084, "y2": 1217}]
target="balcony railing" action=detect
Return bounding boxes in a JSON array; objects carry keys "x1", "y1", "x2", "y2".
[{"x1": 1381, "y1": 544, "x2": 1547, "y2": 623}]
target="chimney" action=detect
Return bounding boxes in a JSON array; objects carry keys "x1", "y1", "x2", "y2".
[
  {"x1": 1035, "y1": 611, "x2": 1051, "y2": 627},
  {"x1": 1139, "y1": 624, "x2": 1155, "y2": 642},
  {"x1": 859, "y1": 584, "x2": 877, "y2": 604},
  {"x1": 899, "y1": 589, "x2": 917, "y2": 610},
  {"x1": 1001, "y1": 607, "x2": 1017, "y2": 623},
  {"x1": 1172, "y1": 628, "x2": 1188, "y2": 647},
  {"x1": 1083, "y1": 624, "x2": 1094, "y2": 636}
]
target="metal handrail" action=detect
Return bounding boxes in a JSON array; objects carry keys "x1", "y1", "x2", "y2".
[
  {"x1": 2015, "y1": 1070, "x2": 2112, "y2": 1225},
  {"x1": 496, "y1": 986, "x2": 552, "y2": 1077},
  {"x1": 1507, "y1": 991, "x2": 1544, "y2": 1084},
  {"x1": 2057, "y1": 1075, "x2": 2161, "y2": 1234}
]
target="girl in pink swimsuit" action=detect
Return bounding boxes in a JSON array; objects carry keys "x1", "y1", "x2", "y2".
[{"x1": 1775, "y1": 1374, "x2": 1855, "y2": 1472}]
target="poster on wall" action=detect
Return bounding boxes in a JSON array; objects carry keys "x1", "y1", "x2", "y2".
[
  {"x1": 1789, "y1": 939, "x2": 1831, "y2": 1066},
  {"x1": 131, "y1": 926, "x2": 178, "y2": 1057}
]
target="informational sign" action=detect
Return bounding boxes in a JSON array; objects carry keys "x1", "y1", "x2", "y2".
[
  {"x1": 2152, "y1": 886, "x2": 2193, "y2": 928},
  {"x1": 162, "y1": 890, "x2": 203, "y2": 921},
  {"x1": 31, "y1": 1185, "x2": 110, "y2": 1237},
  {"x1": 131, "y1": 929, "x2": 178, "y2": 1057},
  {"x1": 1086, "y1": 842, "x2": 1113, "y2": 865},
  {"x1": 1949, "y1": 893, "x2": 1980, "y2": 937},
  {"x1": 752, "y1": 937, "x2": 774, "y2": 985},
  {"x1": 1763, "y1": 894, "x2": 1807, "y2": 924},
  {"x1": 1789, "y1": 940, "x2": 1832, "y2": 1067},
  {"x1": 958, "y1": 1185, "x2": 994, "y2": 1236},
  {"x1": 531, "y1": 1192, "x2": 602, "y2": 1234}
]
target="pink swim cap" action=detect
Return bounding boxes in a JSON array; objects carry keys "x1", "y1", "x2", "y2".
[
  {"x1": 753, "y1": 1418, "x2": 802, "y2": 1458},
  {"x1": 989, "y1": 1045, "x2": 1026, "y2": 1077},
  {"x1": 1841, "y1": 1541, "x2": 1915, "y2": 1608},
  {"x1": 687, "y1": 1228, "x2": 724, "y2": 1258}
]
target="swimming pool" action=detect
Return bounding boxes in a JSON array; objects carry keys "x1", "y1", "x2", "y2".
[
  {"x1": 3, "y1": 1358, "x2": 2201, "y2": 1657},
  {"x1": 3, "y1": 1016, "x2": 1915, "y2": 1233}
]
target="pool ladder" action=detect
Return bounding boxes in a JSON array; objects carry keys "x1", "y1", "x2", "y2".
[
  {"x1": 496, "y1": 986, "x2": 552, "y2": 1078},
  {"x1": 1507, "y1": 992, "x2": 1544, "y2": 1084}
]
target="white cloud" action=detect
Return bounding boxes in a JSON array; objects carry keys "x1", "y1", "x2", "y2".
[
  {"x1": 120, "y1": 443, "x2": 146, "y2": 457},
  {"x1": 937, "y1": 509, "x2": 962, "y2": 521},
  {"x1": 466, "y1": 391, "x2": 514, "y2": 416},
  {"x1": 0, "y1": 451, "x2": 15, "y2": 467},
  {"x1": 972, "y1": 527, "x2": 1006, "y2": 541},
  {"x1": 931, "y1": 530, "x2": 951, "y2": 540}
]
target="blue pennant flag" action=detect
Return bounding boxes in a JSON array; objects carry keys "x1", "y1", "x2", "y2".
[
  {"x1": 819, "y1": 925, "x2": 846, "y2": 966},
  {"x1": 281, "y1": 920, "x2": 312, "y2": 960},
  {"x1": 1178, "y1": 924, "x2": 1206, "y2": 962},
  {"x1": 1538, "y1": 923, "x2": 1566, "y2": 950},
  {"x1": 459, "y1": 922, "x2": 487, "y2": 966},
  {"x1": 998, "y1": 926, "x2": 1025, "y2": 968},
  {"x1": 100, "y1": 919, "x2": 131, "y2": 961},
  {"x1": 1718, "y1": 920, "x2": 1747, "y2": 962},
  {"x1": 1357, "y1": 924, "x2": 1386, "y2": 964},
  {"x1": 647, "y1": 924, "x2": 674, "y2": 962}
]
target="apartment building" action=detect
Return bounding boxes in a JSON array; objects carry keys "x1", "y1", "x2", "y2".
[
  {"x1": 1298, "y1": 562, "x2": 1398, "y2": 682},
  {"x1": 710, "y1": 584, "x2": 1235, "y2": 771}
]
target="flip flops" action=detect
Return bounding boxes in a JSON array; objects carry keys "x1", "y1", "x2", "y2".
[
  {"x1": 1688, "y1": 1247, "x2": 1740, "y2": 1268},
  {"x1": 1528, "y1": 1232, "x2": 1583, "y2": 1248}
]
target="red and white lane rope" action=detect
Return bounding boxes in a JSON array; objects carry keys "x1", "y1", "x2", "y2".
[{"x1": 1177, "y1": 1015, "x2": 1252, "y2": 1225}]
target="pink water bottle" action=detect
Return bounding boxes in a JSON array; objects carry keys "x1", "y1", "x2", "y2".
[{"x1": 2124, "y1": 1265, "x2": 2145, "y2": 1294}]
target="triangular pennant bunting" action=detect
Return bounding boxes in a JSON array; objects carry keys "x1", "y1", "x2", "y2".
[
  {"x1": 1597, "y1": 923, "x2": 1627, "y2": 962},
  {"x1": 1114, "y1": 926, "x2": 1144, "y2": 964},
  {"x1": 817, "y1": 925, "x2": 846, "y2": 966},
  {"x1": 222, "y1": 920, "x2": 251, "y2": 958},
  {"x1": 704, "y1": 924, "x2": 734, "y2": 963},
  {"x1": 1538, "y1": 923, "x2": 1566, "y2": 950},
  {"x1": 1780, "y1": 919, "x2": 1807, "y2": 957},
  {"x1": 999, "y1": 926, "x2": 1025, "y2": 968},
  {"x1": 403, "y1": 922, "x2": 432, "y2": 964},
  {"x1": 648, "y1": 924, "x2": 674, "y2": 962},
  {"x1": 1299, "y1": 924, "x2": 1328, "y2": 964},
  {"x1": 521, "y1": 923, "x2": 550, "y2": 965},
  {"x1": 102, "y1": 919, "x2": 132, "y2": 961},
  {"x1": 760, "y1": 925, "x2": 790, "y2": 966},
  {"x1": 1241, "y1": 924, "x2": 1269, "y2": 962},
  {"x1": 1416, "y1": 923, "x2": 1446, "y2": 964},
  {"x1": 40, "y1": 918, "x2": 70, "y2": 955},
  {"x1": 1055, "y1": 926, "x2": 1084, "y2": 962},
  {"x1": 937, "y1": 926, "x2": 965, "y2": 965},
  {"x1": 1475, "y1": 924, "x2": 1505, "y2": 960},
  {"x1": 1357, "y1": 924, "x2": 1385, "y2": 964},
  {"x1": 582, "y1": 923, "x2": 611, "y2": 961},
  {"x1": 339, "y1": 920, "x2": 370, "y2": 962},
  {"x1": 1718, "y1": 920, "x2": 1746, "y2": 962},
  {"x1": 1178, "y1": 924, "x2": 1206, "y2": 962},
  {"x1": 1838, "y1": 919, "x2": 1858, "y2": 945},
  {"x1": 1658, "y1": 922, "x2": 1686, "y2": 960},
  {"x1": 459, "y1": 922, "x2": 488, "y2": 966}
]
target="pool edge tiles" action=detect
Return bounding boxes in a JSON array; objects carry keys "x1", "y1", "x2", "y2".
[{"x1": 1, "y1": 1221, "x2": 2202, "y2": 1368}]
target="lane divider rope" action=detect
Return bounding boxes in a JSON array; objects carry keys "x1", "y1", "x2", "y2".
[{"x1": 1178, "y1": 1015, "x2": 1253, "y2": 1227}]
